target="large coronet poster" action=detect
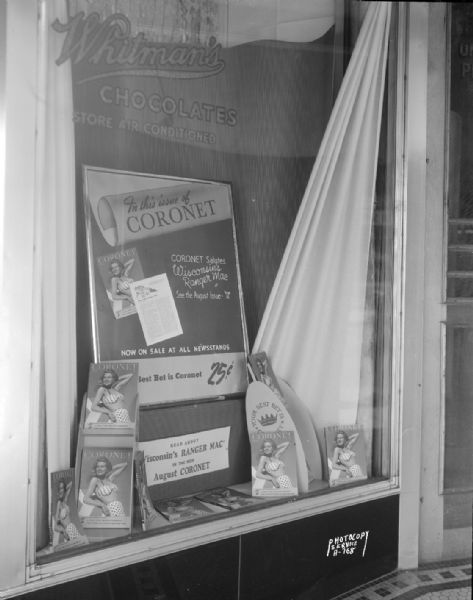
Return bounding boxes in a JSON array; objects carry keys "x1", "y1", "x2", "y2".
[{"x1": 85, "y1": 166, "x2": 249, "y2": 404}]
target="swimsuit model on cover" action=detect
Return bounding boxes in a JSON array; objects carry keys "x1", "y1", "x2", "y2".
[
  {"x1": 109, "y1": 258, "x2": 135, "y2": 305},
  {"x1": 253, "y1": 355, "x2": 283, "y2": 399},
  {"x1": 90, "y1": 369, "x2": 134, "y2": 424},
  {"x1": 256, "y1": 439, "x2": 293, "y2": 489},
  {"x1": 54, "y1": 479, "x2": 80, "y2": 542},
  {"x1": 83, "y1": 457, "x2": 129, "y2": 518},
  {"x1": 331, "y1": 431, "x2": 364, "y2": 479}
]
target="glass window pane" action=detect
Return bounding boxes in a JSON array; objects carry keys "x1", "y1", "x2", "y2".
[{"x1": 35, "y1": 0, "x2": 398, "y2": 560}]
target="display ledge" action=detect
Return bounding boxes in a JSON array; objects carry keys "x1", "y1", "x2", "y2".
[
  {"x1": 9, "y1": 477, "x2": 400, "y2": 599},
  {"x1": 34, "y1": 477, "x2": 389, "y2": 565}
]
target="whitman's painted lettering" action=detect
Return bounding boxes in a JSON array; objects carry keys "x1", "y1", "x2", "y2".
[{"x1": 52, "y1": 12, "x2": 225, "y2": 80}]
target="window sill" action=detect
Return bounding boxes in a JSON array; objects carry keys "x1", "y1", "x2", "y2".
[{"x1": 22, "y1": 477, "x2": 399, "y2": 596}]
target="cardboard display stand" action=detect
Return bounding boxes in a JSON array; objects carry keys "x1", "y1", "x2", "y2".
[
  {"x1": 139, "y1": 396, "x2": 250, "y2": 502},
  {"x1": 75, "y1": 363, "x2": 140, "y2": 542}
]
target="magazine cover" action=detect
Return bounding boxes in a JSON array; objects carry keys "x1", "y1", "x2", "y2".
[
  {"x1": 246, "y1": 381, "x2": 308, "y2": 493},
  {"x1": 247, "y1": 351, "x2": 285, "y2": 401},
  {"x1": 77, "y1": 447, "x2": 134, "y2": 531},
  {"x1": 50, "y1": 469, "x2": 88, "y2": 550},
  {"x1": 324, "y1": 425, "x2": 368, "y2": 487},
  {"x1": 82, "y1": 362, "x2": 138, "y2": 432},
  {"x1": 246, "y1": 367, "x2": 323, "y2": 484},
  {"x1": 156, "y1": 496, "x2": 214, "y2": 523},
  {"x1": 196, "y1": 487, "x2": 262, "y2": 510},
  {"x1": 96, "y1": 247, "x2": 144, "y2": 319},
  {"x1": 250, "y1": 430, "x2": 298, "y2": 497},
  {"x1": 84, "y1": 166, "x2": 249, "y2": 405},
  {"x1": 134, "y1": 451, "x2": 167, "y2": 531}
]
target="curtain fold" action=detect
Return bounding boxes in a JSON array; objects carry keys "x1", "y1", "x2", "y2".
[
  {"x1": 254, "y1": 3, "x2": 391, "y2": 441},
  {"x1": 36, "y1": 0, "x2": 77, "y2": 477}
]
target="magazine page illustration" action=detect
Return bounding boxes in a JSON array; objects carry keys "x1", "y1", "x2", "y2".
[
  {"x1": 50, "y1": 469, "x2": 88, "y2": 551},
  {"x1": 130, "y1": 273, "x2": 183, "y2": 346},
  {"x1": 83, "y1": 362, "x2": 138, "y2": 432},
  {"x1": 156, "y1": 496, "x2": 214, "y2": 523},
  {"x1": 84, "y1": 166, "x2": 249, "y2": 405},
  {"x1": 250, "y1": 430, "x2": 298, "y2": 497},
  {"x1": 196, "y1": 487, "x2": 263, "y2": 510},
  {"x1": 324, "y1": 425, "x2": 368, "y2": 487},
  {"x1": 78, "y1": 447, "x2": 134, "y2": 532}
]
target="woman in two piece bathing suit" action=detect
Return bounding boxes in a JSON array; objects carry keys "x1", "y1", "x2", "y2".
[
  {"x1": 109, "y1": 258, "x2": 135, "y2": 305},
  {"x1": 254, "y1": 356, "x2": 282, "y2": 399},
  {"x1": 83, "y1": 457, "x2": 128, "y2": 518},
  {"x1": 91, "y1": 369, "x2": 134, "y2": 424},
  {"x1": 256, "y1": 439, "x2": 293, "y2": 489},
  {"x1": 331, "y1": 431, "x2": 363, "y2": 479},
  {"x1": 54, "y1": 479, "x2": 80, "y2": 542}
]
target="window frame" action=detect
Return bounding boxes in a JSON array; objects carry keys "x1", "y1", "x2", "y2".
[{"x1": 0, "y1": 1, "x2": 412, "y2": 596}]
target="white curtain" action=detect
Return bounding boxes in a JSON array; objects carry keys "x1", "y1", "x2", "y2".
[
  {"x1": 36, "y1": 0, "x2": 77, "y2": 477},
  {"x1": 254, "y1": 3, "x2": 391, "y2": 442}
]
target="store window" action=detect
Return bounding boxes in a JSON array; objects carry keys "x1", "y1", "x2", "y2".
[{"x1": 1, "y1": 0, "x2": 401, "y2": 585}]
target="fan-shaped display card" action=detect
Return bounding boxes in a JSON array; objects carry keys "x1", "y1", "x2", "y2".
[
  {"x1": 277, "y1": 378, "x2": 323, "y2": 481},
  {"x1": 245, "y1": 381, "x2": 308, "y2": 493}
]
